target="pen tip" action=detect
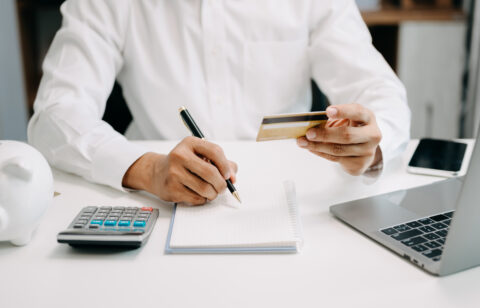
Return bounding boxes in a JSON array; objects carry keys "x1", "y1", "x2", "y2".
[
  {"x1": 178, "y1": 106, "x2": 186, "y2": 112},
  {"x1": 233, "y1": 191, "x2": 242, "y2": 204}
]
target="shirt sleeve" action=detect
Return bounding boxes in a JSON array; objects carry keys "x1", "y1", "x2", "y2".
[
  {"x1": 308, "y1": 0, "x2": 411, "y2": 169},
  {"x1": 27, "y1": 0, "x2": 148, "y2": 191}
]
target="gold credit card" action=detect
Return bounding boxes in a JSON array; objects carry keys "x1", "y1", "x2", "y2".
[{"x1": 256, "y1": 111, "x2": 328, "y2": 142}]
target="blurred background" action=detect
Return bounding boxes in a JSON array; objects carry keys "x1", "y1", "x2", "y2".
[{"x1": 1, "y1": 0, "x2": 480, "y2": 141}]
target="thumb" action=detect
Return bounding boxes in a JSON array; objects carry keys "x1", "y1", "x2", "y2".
[{"x1": 326, "y1": 104, "x2": 371, "y2": 124}]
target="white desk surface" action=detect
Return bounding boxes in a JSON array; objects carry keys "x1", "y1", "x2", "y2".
[{"x1": 1, "y1": 139, "x2": 479, "y2": 308}]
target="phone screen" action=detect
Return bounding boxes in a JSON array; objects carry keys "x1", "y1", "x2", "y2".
[{"x1": 408, "y1": 139, "x2": 467, "y2": 172}]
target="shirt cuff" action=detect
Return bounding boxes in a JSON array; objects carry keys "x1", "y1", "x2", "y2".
[
  {"x1": 362, "y1": 148, "x2": 384, "y2": 184},
  {"x1": 91, "y1": 137, "x2": 149, "y2": 192}
]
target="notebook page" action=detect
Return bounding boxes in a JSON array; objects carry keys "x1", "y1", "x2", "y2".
[{"x1": 169, "y1": 180, "x2": 301, "y2": 249}]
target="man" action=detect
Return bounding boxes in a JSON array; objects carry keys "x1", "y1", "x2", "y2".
[{"x1": 28, "y1": 0, "x2": 410, "y2": 205}]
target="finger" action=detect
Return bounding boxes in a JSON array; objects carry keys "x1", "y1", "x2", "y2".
[
  {"x1": 228, "y1": 161, "x2": 238, "y2": 183},
  {"x1": 192, "y1": 139, "x2": 232, "y2": 179},
  {"x1": 229, "y1": 161, "x2": 238, "y2": 174},
  {"x1": 173, "y1": 184, "x2": 208, "y2": 205},
  {"x1": 305, "y1": 142, "x2": 376, "y2": 157},
  {"x1": 326, "y1": 118, "x2": 350, "y2": 128},
  {"x1": 309, "y1": 151, "x2": 370, "y2": 176},
  {"x1": 326, "y1": 104, "x2": 371, "y2": 123},
  {"x1": 305, "y1": 125, "x2": 371, "y2": 144},
  {"x1": 181, "y1": 169, "x2": 218, "y2": 200},
  {"x1": 184, "y1": 154, "x2": 227, "y2": 194},
  {"x1": 309, "y1": 150, "x2": 343, "y2": 163}
]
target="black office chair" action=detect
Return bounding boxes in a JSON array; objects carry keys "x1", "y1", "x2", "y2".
[{"x1": 103, "y1": 80, "x2": 329, "y2": 134}]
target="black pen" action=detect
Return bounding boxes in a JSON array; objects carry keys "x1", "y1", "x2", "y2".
[{"x1": 178, "y1": 106, "x2": 242, "y2": 203}]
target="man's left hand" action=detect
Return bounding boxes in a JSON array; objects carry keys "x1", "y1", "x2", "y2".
[{"x1": 296, "y1": 103, "x2": 383, "y2": 176}]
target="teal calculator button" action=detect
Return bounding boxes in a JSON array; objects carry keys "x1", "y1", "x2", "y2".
[
  {"x1": 104, "y1": 220, "x2": 117, "y2": 226},
  {"x1": 134, "y1": 221, "x2": 146, "y2": 227},
  {"x1": 118, "y1": 220, "x2": 131, "y2": 227},
  {"x1": 90, "y1": 220, "x2": 103, "y2": 225}
]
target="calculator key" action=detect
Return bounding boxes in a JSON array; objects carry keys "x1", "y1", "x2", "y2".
[
  {"x1": 80, "y1": 215, "x2": 92, "y2": 219},
  {"x1": 118, "y1": 220, "x2": 131, "y2": 227},
  {"x1": 104, "y1": 220, "x2": 118, "y2": 226},
  {"x1": 100, "y1": 206, "x2": 112, "y2": 210},
  {"x1": 141, "y1": 207, "x2": 153, "y2": 212},
  {"x1": 76, "y1": 219, "x2": 88, "y2": 224},
  {"x1": 444, "y1": 219, "x2": 451, "y2": 226},
  {"x1": 118, "y1": 228, "x2": 131, "y2": 232},
  {"x1": 90, "y1": 220, "x2": 104, "y2": 225},
  {"x1": 89, "y1": 225, "x2": 100, "y2": 229},
  {"x1": 103, "y1": 228, "x2": 116, "y2": 232},
  {"x1": 113, "y1": 206, "x2": 124, "y2": 210},
  {"x1": 133, "y1": 229, "x2": 145, "y2": 233},
  {"x1": 73, "y1": 224, "x2": 84, "y2": 229},
  {"x1": 127, "y1": 207, "x2": 137, "y2": 210},
  {"x1": 437, "y1": 238, "x2": 446, "y2": 245},
  {"x1": 134, "y1": 221, "x2": 146, "y2": 227}
]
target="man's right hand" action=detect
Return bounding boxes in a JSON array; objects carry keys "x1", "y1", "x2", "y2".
[{"x1": 122, "y1": 137, "x2": 237, "y2": 205}]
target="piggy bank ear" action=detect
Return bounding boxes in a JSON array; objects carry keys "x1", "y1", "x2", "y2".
[{"x1": 1, "y1": 157, "x2": 33, "y2": 181}]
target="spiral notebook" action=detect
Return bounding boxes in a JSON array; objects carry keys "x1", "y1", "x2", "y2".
[{"x1": 165, "y1": 180, "x2": 303, "y2": 253}]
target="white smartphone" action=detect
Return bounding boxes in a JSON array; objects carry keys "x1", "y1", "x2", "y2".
[{"x1": 407, "y1": 138, "x2": 468, "y2": 177}]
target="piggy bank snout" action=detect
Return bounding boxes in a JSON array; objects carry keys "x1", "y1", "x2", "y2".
[{"x1": 1, "y1": 157, "x2": 33, "y2": 181}]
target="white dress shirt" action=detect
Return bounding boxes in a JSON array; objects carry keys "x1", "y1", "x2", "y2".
[{"x1": 28, "y1": 0, "x2": 410, "y2": 191}]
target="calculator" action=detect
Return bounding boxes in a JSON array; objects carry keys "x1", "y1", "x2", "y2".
[{"x1": 57, "y1": 206, "x2": 159, "y2": 248}]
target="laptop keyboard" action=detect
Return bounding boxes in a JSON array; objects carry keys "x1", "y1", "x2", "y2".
[{"x1": 380, "y1": 211, "x2": 454, "y2": 262}]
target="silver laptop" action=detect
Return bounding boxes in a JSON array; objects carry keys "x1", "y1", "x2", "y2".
[{"x1": 330, "y1": 134, "x2": 480, "y2": 276}]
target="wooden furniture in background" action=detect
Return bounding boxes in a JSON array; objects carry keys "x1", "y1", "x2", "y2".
[{"x1": 402, "y1": 0, "x2": 453, "y2": 9}]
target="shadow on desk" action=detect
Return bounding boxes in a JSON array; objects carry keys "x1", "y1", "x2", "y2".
[{"x1": 49, "y1": 244, "x2": 142, "y2": 259}]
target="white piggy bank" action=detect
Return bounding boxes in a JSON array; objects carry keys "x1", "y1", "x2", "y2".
[{"x1": 0, "y1": 141, "x2": 53, "y2": 246}]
